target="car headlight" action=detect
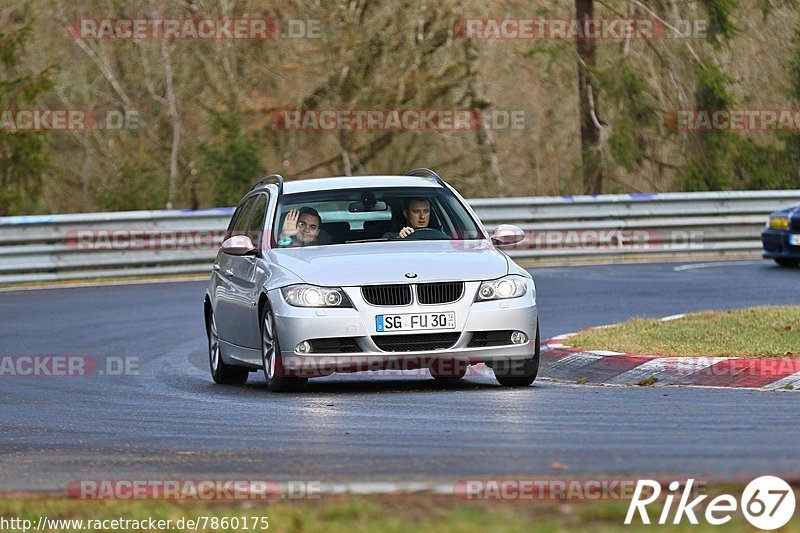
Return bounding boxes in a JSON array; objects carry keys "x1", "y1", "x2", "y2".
[
  {"x1": 768, "y1": 217, "x2": 789, "y2": 230},
  {"x1": 475, "y1": 276, "x2": 528, "y2": 301},
  {"x1": 281, "y1": 285, "x2": 352, "y2": 308}
]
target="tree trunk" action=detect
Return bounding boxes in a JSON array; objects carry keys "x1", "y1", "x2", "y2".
[
  {"x1": 463, "y1": 37, "x2": 503, "y2": 192},
  {"x1": 161, "y1": 40, "x2": 180, "y2": 209},
  {"x1": 575, "y1": 0, "x2": 604, "y2": 195}
]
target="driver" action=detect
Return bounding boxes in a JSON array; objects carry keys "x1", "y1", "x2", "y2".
[
  {"x1": 277, "y1": 207, "x2": 321, "y2": 247},
  {"x1": 385, "y1": 198, "x2": 430, "y2": 239}
]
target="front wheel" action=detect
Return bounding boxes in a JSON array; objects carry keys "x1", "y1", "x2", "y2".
[
  {"x1": 208, "y1": 310, "x2": 249, "y2": 385},
  {"x1": 775, "y1": 258, "x2": 799, "y2": 268},
  {"x1": 261, "y1": 305, "x2": 307, "y2": 392},
  {"x1": 493, "y1": 325, "x2": 540, "y2": 387}
]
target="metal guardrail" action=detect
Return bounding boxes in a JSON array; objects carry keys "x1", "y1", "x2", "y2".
[{"x1": 1, "y1": 191, "x2": 798, "y2": 285}]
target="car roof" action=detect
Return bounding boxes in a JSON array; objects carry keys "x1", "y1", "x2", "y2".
[{"x1": 279, "y1": 175, "x2": 443, "y2": 195}]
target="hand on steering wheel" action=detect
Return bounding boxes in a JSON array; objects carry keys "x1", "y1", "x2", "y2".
[{"x1": 398, "y1": 226, "x2": 414, "y2": 238}]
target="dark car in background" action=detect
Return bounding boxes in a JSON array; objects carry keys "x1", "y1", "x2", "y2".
[{"x1": 762, "y1": 205, "x2": 800, "y2": 267}]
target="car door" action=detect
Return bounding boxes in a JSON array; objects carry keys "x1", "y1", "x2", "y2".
[
  {"x1": 233, "y1": 193, "x2": 269, "y2": 350},
  {"x1": 213, "y1": 195, "x2": 258, "y2": 345}
]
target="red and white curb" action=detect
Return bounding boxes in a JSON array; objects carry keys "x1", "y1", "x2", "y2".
[{"x1": 541, "y1": 318, "x2": 800, "y2": 390}]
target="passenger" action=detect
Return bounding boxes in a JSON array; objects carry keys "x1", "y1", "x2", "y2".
[
  {"x1": 277, "y1": 207, "x2": 321, "y2": 247},
  {"x1": 384, "y1": 198, "x2": 430, "y2": 239}
]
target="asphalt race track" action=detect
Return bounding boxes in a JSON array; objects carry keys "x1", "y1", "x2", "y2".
[{"x1": 1, "y1": 260, "x2": 799, "y2": 491}]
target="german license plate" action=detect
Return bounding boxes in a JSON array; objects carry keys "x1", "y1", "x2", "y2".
[
  {"x1": 790, "y1": 235, "x2": 800, "y2": 246},
  {"x1": 376, "y1": 312, "x2": 455, "y2": 332}
]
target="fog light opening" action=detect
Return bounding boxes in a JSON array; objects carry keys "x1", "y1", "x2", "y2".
[
  {"x1": 296, "y1": 341, "x2": 311, "y2": 354},
  {"x1": 511, "y1": 331, "x2": 527, "y2": 344}
]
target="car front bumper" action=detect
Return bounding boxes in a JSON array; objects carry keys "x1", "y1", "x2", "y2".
[
  {"x1": 268, "y1": 281, "x2": 538, "y2": 375},
  {"x1": 762, "y1": 229, "x2": 800, "y2": 260}
]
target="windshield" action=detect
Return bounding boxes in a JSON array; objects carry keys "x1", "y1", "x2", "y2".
[{"x1": 271, "y1": 187, "x2": 484, "y2": 247}]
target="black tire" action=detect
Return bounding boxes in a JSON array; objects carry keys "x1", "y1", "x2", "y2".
[
  {"x1": 493, "y1": 325, "x2": 540, "y2": 387},
  {"x1": 261, "y1": 304, "x2": 308, "y2": 393},
  {"x1": 207, "y1": 309, "x2": 249, "y2": 385},
  {"x1": 775, "y1": 258, "x2": 799, "y2": 268}
]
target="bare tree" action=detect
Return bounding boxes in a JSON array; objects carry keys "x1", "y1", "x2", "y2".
[
  {"x1": 462, "y1": 36, "x2": 503, "y2": 191},
  {"x1": 575, "y1": 0, "x2": 605, "y2": 194},
  {"x1": 160, "y1": 38, "x2": 180, "y2": 209}
]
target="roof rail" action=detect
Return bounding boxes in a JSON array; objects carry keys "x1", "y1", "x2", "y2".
[
  {"x1": 250, "y1": 174, "x2": 284, "y2": 195},
  {"x1": 404, "y1": 168, "x2": 446, "y2": 187}
]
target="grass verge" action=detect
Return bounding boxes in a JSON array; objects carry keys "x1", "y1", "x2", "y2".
[
  {"x1": 568, "y1": 306, "x2": 800, "y2": 358},
  {"x1": 0, "y1": 491, "x2": 795, "y2": 532}
]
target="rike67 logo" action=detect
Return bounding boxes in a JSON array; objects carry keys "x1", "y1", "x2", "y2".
[{"x1": 626, "y1": 476, "x2": 795, "y2": 530}]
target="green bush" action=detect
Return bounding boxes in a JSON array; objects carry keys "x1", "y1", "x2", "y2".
[{"x1": 199, "y1": 112, "x2": 264, "y2": 206}]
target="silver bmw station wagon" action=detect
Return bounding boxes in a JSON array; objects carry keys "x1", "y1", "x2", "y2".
[{"x1": 204, "y1": 169, "x2": 539, "y2": 391}]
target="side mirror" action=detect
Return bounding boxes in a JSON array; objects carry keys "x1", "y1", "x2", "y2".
[
  {"x1": 491, "y1": 224, "x2": 525, "y2": 246},
  {"x1": 221, "y1": 235, "x2": 257, "y2": 256}
]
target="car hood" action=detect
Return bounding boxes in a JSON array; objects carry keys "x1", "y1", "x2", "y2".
[
  {"x1": 267, "y1": 240, "x2": 509, "y2": 286},
  {"x1": 772, "y1": 204, "x2": 800, "y2": 217}
]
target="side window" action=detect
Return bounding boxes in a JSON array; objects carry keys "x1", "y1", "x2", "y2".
[
  {"x1": 246, "y1": 194, "x2": 269, "y2": 249},
  {"x1": 227, "y1": 197, "x2": 257, "y2": 239},
  {"x1": 433, "y1": 198, "x2": 455, "y2": 237},
  {"x1": 225, "y1": 204, "x2": 245, "y2": 240}
]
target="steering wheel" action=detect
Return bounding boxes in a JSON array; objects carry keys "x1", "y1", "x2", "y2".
[{"x1": 405, "y1": 227, "x2": 449, "y2": 240}]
